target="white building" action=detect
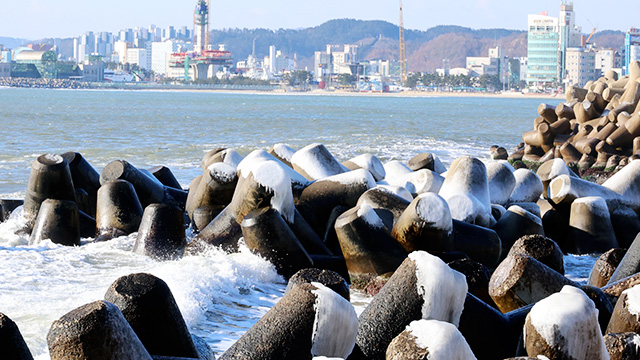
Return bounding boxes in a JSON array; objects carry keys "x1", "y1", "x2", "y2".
[
  {"x1": 595, "y1": 49, "x2": 622, "y2": 76},
  {"x1": 151, "y1": 40, "x2": 179, "y2": 75},
  {"x1": 565, "y1": 47, "x2": 596, "y2": 87},
  {"x1": 113, "y1": 41, "x2": 129, "y2": 64},
  {"x1": 126, "y1": 48, "x2": 149, "y2": 69},
  {"x1": 466, "y1": 46, "x2": 503, "y2": 77}
]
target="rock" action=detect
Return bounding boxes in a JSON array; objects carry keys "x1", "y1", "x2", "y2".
[
  {"x1": 133, "y1": 204, "x2": 186, "y2": 260},
  {"x1": 47, "y1": 300, "x2": 152, "y2": 360},
  {"x1": 95, "y1": 180, "x2": 144, "y2": 241},
  {"x1": 507, "y1": 234, "x2": 564, "y2": 275},
  {"x1": 589, "y1": 248, "x2": 626, "y2": 287},
  {"x1": 489, "y1": 253, "x2": 577, "y2": 313},
  {"x1": 524, "y1": 286, "x2": 608, "y2": 359},
  {"x1": 353, "y1": 252, "x2": 467, "y2": 360},
  {"x1": 104, "y1": 273, "x2": 199, "y2": 358},
  {"x1": 285, "y1": 268, "x2": 350, "y2": 301},
  {"x1": 385, "y1": 320, "x2": 476, "y2": 360},
  {"x1": 391, "y1": 193, "x2": 453, "y2": 254},
  {"x1": 220, "y1": 283, "x2": 358, "y2": 360},
  {"x1": 604, "y1": 332, "x2": 640, "y2": 360},
  {"x1": 29, "y1": 199, "x2": 80, "y2": 246},
  {"x1": 0, "y1": 312, "x2": 34, "y2": 360}
]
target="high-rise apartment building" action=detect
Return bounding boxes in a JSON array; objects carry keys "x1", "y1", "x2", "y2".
[
  {"x1": 625, "y1": 28, "x2": 640, "y2": 75},
  {"x1": 558, "y1": 2, "x2": 582, "y2": 80},
  {"x1": 527, "y1": 13, "x2": 560, "y2": 88},
  {"x1": 565, "y1": 47, "x2": 596, "y2": 87}
]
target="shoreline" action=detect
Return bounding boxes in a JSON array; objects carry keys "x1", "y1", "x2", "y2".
[{"x1": 1, "y1": 84, "x2": 561, "y2": 100}]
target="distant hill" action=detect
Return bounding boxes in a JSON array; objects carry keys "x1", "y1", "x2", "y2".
[
  {"x1": 0, "y1": 37, "x2": 29, "y2": 49},
  {"x1": 211, "y1": 19, "x2": 626, "y2": 73}
]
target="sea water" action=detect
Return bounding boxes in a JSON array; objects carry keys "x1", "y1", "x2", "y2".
[{"x1": 0, "y1": 88, "x2": 597, "y2": 358}]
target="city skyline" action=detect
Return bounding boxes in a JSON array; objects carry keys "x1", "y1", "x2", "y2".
[{"x1": 2, "y1": 0, "x2": 638, "y2": 40}]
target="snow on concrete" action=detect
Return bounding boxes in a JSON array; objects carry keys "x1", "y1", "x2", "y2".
[
  {"x1": 290, "y1": 143, "x2": 348, "y2": 180},
  {"x1": 357, "y1": 203, "x2": 385, "y2": 229},
  {"x1": 318, "y1": 169, "x2": 377, "y2": 189},
  {"x1": 237, "y1": 149, "x2": 309, "y2": 187},
  {"x1": 43, "y1": 154, "x2": 63, "y2": 164},
  {"x1": 572, "y1": 197, "x2": 610, "y2": 219},
  {"x1": 249, "y1": 160, "x2": 295, "y2": 222},
  {"x1": 486, "y1": 162, "x2": 516, "y2": 206},
  {"x1": 373, "y1": 185, "x2": 414, "y2": 203},
  {"x1": 623, "y1": 283, "x2": 640, "y2": 317},
  {"x1": 415, "y1": 193, "x2": 453, "y2": 233},
  {"x1": 221, "y1": 148, "x2": 243, "y2": 168},
  {"x1": 405, "y1": 319, "x2": 477, "y2": 359},
  {"x1": 271, "y1": 143, "x2": 296, "y2": 163},
  {"x1": 439, "y1": 157, "x2": 491, "y2": 226},
  {"x1": 527, "y1": 286, "x2": 608, "y2": 360},
  {"x1": 382, "y1": 169, "x2": 444, "y2": 195},
  {"x1": 603, "y1": 159, "x2": 640, "y2": 209},
  {"x1": 349, "y1": 154, "x2": 386, "y2": 182},
  {"x1": 445, "y1": 193, "x2": 491, "y2": 227},
  {"x1": 409, "y1": 251, "x2": 468, "y2": 326},
  {"x1": 383, "y1": 160, "x2": 413, "y2": 179},
  {"x1": 207, "y1": 162, "x2": 237, "y2": 184},
  {"x1": 509, "y1": 169, "x2": 543, "y2": 203},
  {"x1": 432, "y1": 155, "x2": 447, "y2": 174},
  {"x1": 310, "y1": 282, "x2": 358, "y2": 359},
  {"x1": 507, "y1": 205, "x2": 542, "y2": 226}
]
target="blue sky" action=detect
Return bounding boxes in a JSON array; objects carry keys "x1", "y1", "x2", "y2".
[{"x1": 2, "y1": 0, "x2": 637, "y2": 39}]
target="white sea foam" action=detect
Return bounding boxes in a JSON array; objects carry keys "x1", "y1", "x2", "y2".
[
  {"x1": 0, "y1": 233, "x2": 283, "y2": 359},
  {"x1": 527, "y1": 286, "x2": 608, "y2": 360},
  {"x1": 310, "y1": 282, "x2": 358, "y2": 359},
  {"x1": 405, "y1": 319, "x2": 477, "y2": 359},
  {"x1": 409, "y1": 251, "x2": 467, "y2": 326}
]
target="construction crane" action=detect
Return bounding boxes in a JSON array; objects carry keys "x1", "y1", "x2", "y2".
[
  {"x1": 585, "y1": 19, "x2": 597, "y2": 45},
  {"x1": 399, "y1": 0, "x2": 407, "y2": 83}
]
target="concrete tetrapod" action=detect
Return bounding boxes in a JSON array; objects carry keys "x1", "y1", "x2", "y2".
[
  {"x1": 241, "y1": 206, "x2": 313, "y2": 279},
  {"x1": 100, "y1": 160, "x2": 187, "y2": 210},
  {"x1": 47, "y1": 300, "x2": 152, "y2": 360},
  {"x1": 0, "y1": 199, "x2": 23, "y2": 222},
  {"x1": 589, "y1": 248, "x2": 626, "y2": 288},
  {"x1": 29, "y1": 199, "x2": 80, "y2": 246},
  {"x1": 606, "y1": 283, "x2": 640, "y2": 334},
  {"x1": 0, "y1": 312, "x2": 34, "y2": 360},
  {"x1": 220, "y1": 283, "x2": 358, "y2": 360},
  {"x1": 343, "y1": 154, "x2": 386, "y2": 182},
  {"x1": 95, "y1": 180, "x2": 144, "y2": 241},
  {"x1": 133, "y1": 204, "x2": 186, "y2": 261},
  {"x1": 185, "y1": 162, "x2": 237, "y2": 221},
  {"x1": 450, "y1": 220, "x2": 502, "y2": 268},
  {"x1": 61, "y1": 151, "x2": 100, "y2": 217},
  {"x1": 290, "y1": 143, "x2": 348, "y2": 181},
  {"x1": 335, "y1": 203, "x2": 407, "y2": 277},
  {"x1": 524, "y1": 286, "x2": 608, "y2": 359},
  {"x1": 489, "y1": 253, "x2": 578, "y2": 313},
  {"x1": 604, "y1": 332, "x2": 640, "y2": 360},
  {"x1": 607, "y1": 234, "x2": 640, "y2": 285},
  {"x1": 352, "y1": 252, "x2": 467, "y2": 360},
  {"x1": 285, "y1": 268, "x2": 350, "y2": 301},
  {"x1": 486, "y1": 161, "x2": 516, "y2": 206},
  {"x1": 23, "y1": 154, "x2": 76, "y2": 232},
  {"x1": 391, "y1": 193, "x2": 453, "y2": 254},
  {"x1": 148, "y1": 165, "x2": 183, "y2": 189},
  {"x1": 407, "y1": 152, "x2": 447, "y2": 174},
  {"x1": 492, "y1": 205, "x2": 544, "y2": 261},
  {"x1": 104, "y1": 273, "x2": 200, "y2": 359},
  {"x1": 506, "y1": 234, "x2": 564, "y2": 275},
  {"x1": 568, "y1": 196, "x2": 619, "y2": 254},
  {"x1": 385, "y1": 320, "x2": 477, "y2": 360},
  {"x1": 356, "y1": 186, "x2": 412, "y2": 228}
]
